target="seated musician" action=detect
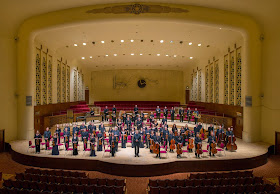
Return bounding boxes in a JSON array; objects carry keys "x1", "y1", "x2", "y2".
[
  {"x1": 81, "y1": 128, "x2": 89, "y2": 151},
  {"x1": 72, "y1": 133, "x2": 78, "y2": 155},
  {"x1": 125, "y1": 117, "x2": 132, "y2": 131},
  {"x1": 216, "y1": 125, "x2": 224, "y2": 137},
  {"x1": 109, "y1": 133, "x2": 117, "y2": 157},
  {"x1": 34, "y1": 130, "x2": 42, "y2": 154},
  {"x1": 140, "y1": 128, "x2": 145, "y2": 148},
  {"x1": 117, "y1": 118, "x2": 122, "y2": 130},
  {"x1": 113, "y1": 126, "x2": 120, "y2": 151},
  {"x1": 208, "y1": 124, "x2": 214, "y2": 137},
  {"x1": 72, "y1": 124, "x2": 79, "y2": 136},
  {"x1": 163, "y1": 106, "x2": 168, "y2": 118},
  {"x1": 179, "y1": 126, "x2": 186, "y2": 146},
  {"x1": 51, "y1": 133, "x2": 59, "y2": 155},
  {"x1": 193, "y1": 108, "x2": 199, "y2": 124},
  {"x1": 55, "y1": 125, "x2": 61, "y2": 143},
  {"x1": 140, "y1": 111, "x2": 144, "y2": 121},
  {"x1": 134, "y1": 105, "x2": 139, "y2": 115},
  {"x1": 194, "y1": 124, "x2": 200, "y2": 137},
  {"x1": 163, "y1": 126, "x2": 169, "y2": 146},
  {"x1": 197, "y1": 122, "x2": 203, "y2": 130},
  {"x1": 131, "y1": 128, "x2": 135, "y2": 148},
  {"x1": 187, "y1": 108, "x2": 192, "y2": 123},
  {"x1": 161, "y1": 116, "x2": 167, "y2": 125},
  {"x1": 136, "y1": 117, "x2": 142, "y2": 130},
  {"x1": 63, "y1": 128, "x2": 70, "y2": 150},
  {"x1": 195, "y1": 133, "x2": 202, "y2": 158},
  {"x1": 155, "y1": 132, "x2": 161, "y2": 158},
  {"x1": 208, "y1": 131, "x2": 216, "y2": 156},
  {"x1": 179, "y1": 107, "x2": 184, "y2": 122},
  {"x1": 121, "y1": 128, "x2": 127, "y2": 148},
  {"x1": 80, "y1": 122, "x2": 87, "y2": 131},
  {"x1": 175, "y1": 132, "x2": 183, "y2": 158},
  {"x1": 63, "y1": 124, "x2": 70, "y2": 134},
  {"x1": 90, "y1": 108, "x2": 95, "y2": 122},
  {"x1": 122, "y1": 111, "x2": 127, "y2": 123},
  {"x1": 172, "y1": 124, "x2": 177, "y2": 134},
  {"x1": 145, "y1": 127, "x2": 151, "y2": 149},
  {"x1": 88, "y1": 122, "x2": 96, "y2": 135},
  {"x1": 168, "y1": 131, "x2": 175, "y2": 152},
  {"x1": 184, "y1": 124, "x2": 190, "y2": 137},
  {"x1": 112, "y1": 111, "x2": 117, "y2": 126},
  {"x1": 89, "y1": 133, "x2": 96, "y2": 157},
  {"x1": 103, "y1": 106, "x2": 109, "y2": 121},
  {"x1": 156, "y1": 106, "x2": 161, "y2": 121},
  {"x1": 96, "y1": 129, "x2": 103, "y2": 151},
  {"x1": 112, "y1": 105, "x2": 117, "y2": 114},
  {"x1": 43, "y1": 127, "x2": 51, "y2": 150},
  {"x1": 99, "y1": 122, "x2": 106, "y2": 143},
  {"x1": 170, "y1": 107, "x2": 175, "y2": 122},
  {"x1": 225, "y1": 127, "x2": 234, "y2": 146},
  {"x1": 133, "y1": 130, "x2": 141, "y2": 157}
]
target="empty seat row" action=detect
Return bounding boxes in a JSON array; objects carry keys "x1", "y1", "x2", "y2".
[
  {"x1": 25, "y1": 168, "x2": 87, "y2": 178},
  {"x1": 189, "y1": 170, "x2": 253, "y2": 179},
  {"x1": 148, "y1": 184, "x2": 276, "y2": 194},
  {"x1": 149, "y1": 177, "x2": 263, "y2": 188},
  {"x1": 15, "y1": 174, "x2": 126, "y2": 187},
  {"x1": 3, "y1": 180, "x2": 125, "y2": 194}
]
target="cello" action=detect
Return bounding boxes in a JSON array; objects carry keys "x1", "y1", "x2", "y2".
[
  {"x1": 176, "y1": 143, "x2": 183, "y2": 156},
  {"x1": 226, "y1": 135, "x2": 237, "y2": 151},
  {"x1": 196, "y1": 143, "x2": 203, "y2": 155},
  {"x1": 188, "y1": 138, "x2": 194, "y2": 150},
  {"x1": 154, "y1": 143, "x2": 160, "y2": 155},
  {"x1": 218, "y1": 132, "x2": 226, "y2": 148},
  {"x1": 199, "y1": 128, "x2": 206, "y2": 140},
  {"x1": 170, "y1": 139, "x2": 176, "y2": 152},
  {"x1": 210, "y1": 142, "x2": 217, "y2": 155}
]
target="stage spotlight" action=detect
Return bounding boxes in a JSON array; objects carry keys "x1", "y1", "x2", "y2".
[
  {"x1": 105, "y1": 55, "x2": 108, "y2": 57},
  {"x1": 90, "y1": 56, "x2": 93, "y2": 59},
  {"x1": 114, "y1": 54, "x2": 117, "y2": 56},
  {"x1": 174, "y1": 55, "x2": 177, "y2": 57},
  {"x1": 140, "y1": 53, "x2": 143, "y2": 56},
  {"x1": 157, "y1": 54, "x2": 160, "y2": 56},
  {"x1": 170, "y1": 41, "x2": 173, "y2": 43},
  {"x1": 166, "y1": 55, "x2": 169, "y2": 56}
]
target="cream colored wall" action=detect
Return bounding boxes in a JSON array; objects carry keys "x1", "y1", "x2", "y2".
[{"x1": 90, "y1": 69, "x2": 184, "y2": 103}]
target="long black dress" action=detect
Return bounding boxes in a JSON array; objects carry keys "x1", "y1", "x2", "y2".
[
  {"x1": 90, "y1": 138, "x2": 96, "y2": 157},
  {"x1": 51, "y1": 138, "x2": 59, "y2": 155},
  {"x1": 72, "y1": 137, "x2": 78, "y2": 155},
  {"x1": 34, "y1": 134, "x2": 42, "y2": 153}
]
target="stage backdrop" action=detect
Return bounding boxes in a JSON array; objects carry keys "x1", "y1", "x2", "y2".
[{"x1": 90, "y1": 69, "x2": 184, "y2": 103}]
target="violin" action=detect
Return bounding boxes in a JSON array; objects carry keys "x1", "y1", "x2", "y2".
[
  {"x1": 170, "y1": 139, "x2": 176, "y2": 151},
  {"x1": 188, "y1": 138, "x2": 194, "y2": 149},
  {"x1": 175, "y1": 131, "x2": 178, "y2": 137},
  {"x1": 176, "y1": 143, "x2": 183, "y2": 155},
  {"x1": 91, "y1": 142, "x2": 95, "y2": 150},
  {"x1": 196, "y1": 143, "x2": 203, "y2": 155},
  {"x1": 199, "y1": 128, "x2": 206, "y2": 140},
  {"x1": 112, "y1": 141, "x2": 115, "y2": 149},
  {"x1": 211, "y1": 142, "x2": 217, "y2": 154},
  {"x1": 226, "y1": 135, "x2": 237, "y2": 151},
  {"x1": 99, "y1": 139, "x2": 102, "y2": 145},
  {"x1": 154, "y1": 143, "x2": 160, "y2": 154},
  {"x1": 150, "y1": 139, "x2": 154, "y2": 151}
]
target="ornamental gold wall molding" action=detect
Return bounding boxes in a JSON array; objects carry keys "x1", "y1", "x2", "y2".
[{"x1": 86, "y1": 4, "x2": 188, "y2": 15}]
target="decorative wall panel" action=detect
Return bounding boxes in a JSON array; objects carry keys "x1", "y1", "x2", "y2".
[
  {"x1": 57, "y1": 61, "x2": 61, "y2": 103},
  {"x1": 214, "y1": 60, "x2": 219, "y2": 103},
  {"x1": 190, "y1": 74, "x2": 194, "y2": 101},
  {"x1": 61, "y1": 63, "x2": 66, "y2": 103},
  {"x1": 224, "y1": 55, "x2": 229, "y2": 105},
  {"x1": 47, "y1": 55, "x2": 52, "y2": 104},
  {"x1": 35, "y1": 48, "x2": 41, "y2": 105},
  {"x1": 193, "y1": 71, "x2": 198, "y2": 101},
  {"x1": 229, "y1": 51, "x2": 235, "y2": 105},
  {"x1": 205, "y1": 66, "x2": 209, "y2": 102},
  {"x1": 209, "y1": 63, "x2": 214, "y2": 103},
  {"x1": 236, "y1": 48, "x2": 242, "y2": 106},
  {"x1": 78, "y1": 71, "x2": 81, "y2": 101},
  {"x1": 41, "y1": 52, "x2": 47, "y2": 105},
  {"x1": 66, "y1": 65, "x2": 70, "y2": 102},
  {"x1": 198, "y1": 70, "x2": 202, "y2": 102},
  {"x1": 74, "y1": 69, "x2": 77, "y2": 101}
]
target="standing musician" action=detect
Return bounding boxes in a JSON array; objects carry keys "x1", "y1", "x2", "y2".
[
  {"x1": 175, "y1": 132, "x2": 183, "y2": 158},
  {"x1": 140, "y1": 111, "x2": 144, "y2": 121},
  {"x1": 170, "y1": 107, "x2": 175, "y2": 122},
  {"x1": 55, "y1": 125, "x2": 61, "y2": 143},
  {"x1": 161, "y1": 116, "x2": 167, "y2": 125},
  {"x1": 180, "y1": 126, "x2": 186, "y2": 146},
  {"x1": 72, "y1": 133, "x2": 78, "y2": 155},
  {"x1": 208, "y1": 124, "x2": 214, "y2": 137},
  {"x1": 103, "y1": 106, "x2": 109, "y2": 121},
  {"x1": 194, "y1": 124, "x2": 200, "y2": 137},
  {"x1": 122, "y1": 111, "x2": 127, "y2": 123},
  {"x1": 81, "y1": 128, "x2": 89, "y2": 151},
  {"x1": 125, "y1": 117, "x2": 132, "y2": 131},
  {"x1": 117, "y1": 118, "x2": 122, "y2": 130},
  {"x1": 72, "y1": 124, "x2": 79, "y2": 136},
  {"x1": 133, "y1": 130, "x2": 141, "y2": 157},
  {"x1": 195, "y1": 133, "x2": 202, "y2": 158},
  {"x1": 145, "y1": 127, "x2": 151, "y2": 149},
  {"x1": 150, "y1": 111, "x2": 155, "y2": 121},
  {"x1": 80, "y1": 122, "x2": 87, "y2": 131},
  {"x1": 112, "y1": 105, "x2": 117, "y2": 114},
  {"x1": 109, "y1": 133, "x2": 117, "y2": 157},
  {"x1": 136, "y1": 117, "x2": 142, "y2": 130},
  {"x1": 179, "y1": 107, "x2": 184, "y2": 122},
  {"x1": 193, "y1": 108, "x2": 199, "y2": 124},
  {"x1": 131, "y1": 128, "x2": 135, "y2": 148},
  {"x1": 90, "y1": 133, "x2": 96, "y2": 157},
  {"x1": 154, "y1": 132, "x2": 161, "y2": 158},
  {"x1": 187, "y1": 108, "x2": 192, "y2": 123},
  {"x1": 121, "y1": 128, "x2": 127, "y2": 148},
  {"x1": 99, "y1": 122, "x2": 106, "y2": 143},
  {"x1": 168, "y1": 131, "x2": 175, "y2": 152},
  {"x1": 88, "y1": 122, "x2": 96, "y2": 135},
  {"x1": 163, "y1": 106, "x2": 168, "y2": 118},
  {"x1": 208, "y1": 131, "x2": 216, "y2": 156},
  {"x1": 90, "y1": 107, "x2": 95, "y2": 122},
  {"x1": 43, "y1": 127, "x2": 51, "y2": 150},
  {"x1": 172, "y1": 124, "x2": 177, "y2": 134},
  {"x1": 163, "y1": 126, "x2": 169, "y2": 146},
  {"x1": 63, "y1": 124, "x2": 70, "y2": 134},
  {"x1": 156, "y1": 106, "x2": 161, "y2": 121},
  {"x1": 112, "y1": 111, "x2": 117, "y2": 127},
  {"x1": 113, "y1": 127, "x2": 120, "y2": 152},
  {"x1": 34, "y1": 130, "x2": 42, "y2": 154},
  {"x1": 140, "y1": 128, "x2": 145, "y2": 148},
  {"x1": 149, "y1": 131, "x2": 156, "y2": 153},
  {"x1": 96, "y1": 129, "x2": 103, "y2": 151},
  {"x1": 51, "y1": 133, "x2": 59, "y2": 155},
  {"x1": 63, "y1": 128, "x2": 70, "y2": 150},
  {"x1": 216, "y1": 125, "x2": 224, "y2": 138},
  {"x1": 134, "y1": 105, "x2": 139, "y2": 115}
]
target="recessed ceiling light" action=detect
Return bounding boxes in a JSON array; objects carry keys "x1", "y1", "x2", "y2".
[
  {"x1": 121, "y1": 40, "x2": 124, "y2": 42},
  {"x1": 157, "y1": 54, "x2": 160, "y2": 56},
  {"x1": 101, "y1": 41, "x2": 105, "y2": 43},
  {"x1": 189, "y1": 42, "x2": 192, "y2": 45},
  {"x1": 81, "y1": 57, "x2": 85, "y2": 59},
  {"x1": 90, "y1": 56, "x2": 92, "y2": 59},
  {"x1": 83, "y1": 43, "x2": 86, "y2": 45},
  {"x1": 131, "y1": 53, "x2": 134, "y2": 56},
  {"x1": 190, "y1": 57, "x2": 193, "y2": 59},
  {"x1": 131, "y1": 40, "x2": 134, "y2": 42},
  {"x1": 74, "y1": 44, "x2": 78, "y2": 46},
  {"x1": 166, "y1": 55, "x2": 169, "y2": 57},
  {"x1": 140, "y1": 54, "x2": 143, "y2": 56},
  {"x1": 170, "y1": 41, "x2": 173, "y2": 43},
  {"x1": 160, "y1": 40, "x2": 164, "y2": 43},
  {"x1": 198, "y1": 44, "x2": 202, "y2": 46},
  {"x1": 174, "y1": 55, "x2": 177, "y2": 57},
  {"x1": 114, "y1": 54, "x2": 117, "y2": 56},
  {"x1": 219, "y1": 28, "x2": 222, "y2": 30},
  {"x1": 105, "y1": 55, "x2": 108, "y2": 57}
]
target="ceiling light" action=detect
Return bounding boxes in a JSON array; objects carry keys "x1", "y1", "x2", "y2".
[
  {"x1": 83, "y1": 43, "x2": 86, "y2": 45},
  {"x1": 90, "y1": 56, "x2": 92, "y2": 59},
  {"x1": 198, "y1": 44, "x2": 202, "y2": 46},
  {"x1": 166, "y1": 55, "x2": 169, "y2": 56},
  {"x1": 140, "y1": 54, "x2": 143, "y2": 56},
  {"x1": 190, "y1": 57, "x2": 193, "y2": 59},
  {"x1": 81, "y1": 57, "x2": 85, "y2": 59},
  {"x1": 170, "y1": 41, "x2": 173, "y2": 43},
  {"x1": 105, "y1": 55, "x2": 108, "y2": 57},
  {"x1": 174, "y1": 55, "x2": 177, "y2": 57},
  {"x1": 121, "y1": 40, "x2": 124, "y2": 42},
  {"x1": 157, "y1": 54, "x2": 160, "y2": 56},
  {"x1": 160, "y1": 40, "x2": 164, "y2": 43},
  {"x1": 131, "y1": 40, "x2": 134, "y2": 42},
  {"x1": 101, "y1": 41, "x2": 105, "y2": 43},
  {"x1": 131, "y1": 53, "x2": 134, "y2": 56},
  {"x1": 219, "y1": 28, "x2": 222, "y2": 30},
  {"x1": 74, "y1": 44, "x2": 78, "y2": 46},
  {"x1": 189, "y1": 42, "x2": 192, "y2": 45},
  {"x1": 114, "y1": 54, "x2": 117, "y2": 56}
]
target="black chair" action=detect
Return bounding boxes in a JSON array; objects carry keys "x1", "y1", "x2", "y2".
[
  {"x1": 85, "y1": 185, "x2": 95, "y2": 193},
  {"x1": 227, "y1": 185, "x2": 236, "y2": 193},
  {"x1": 220, "y1": 178, "x2": 229, "y2": 186},
  {"x1": 203, "y1": 178, "x2": 212, "y2": 186},
  {"x1": 64, "y1": 177, "x2": 72, "y2": 185},
  {"x1": 254, "y1": 183, "x2": 265, "y2": 193},
  {"x1": 193, "y1": 179, "x2": 203, "y2": 187},
  {"x1": 37, "y1": 182, "x2": 48, "y2": 191},
  {"x1": 72, "y1": 177, "x2": 81, "y2": 185},
  {"x1": 80, "y1": 177, "x2": 90, "y2": 185},
  {"x1": 56, "y1": 184, "x2": 67, "y2": 193},
  {"x1": 198, "y1": 186, "x2": 208, "y2": 194},
  {"x1": 89, "y1": 178, "x2": 98, "y2": 185},
  {"x1": 54, "y1": 170, "x2": 63, "y2": 177},
  {"x1": 46, "y1": 183, "x2": 57, "y2": 192},
  {"x1": 159, "y1": 186, "x2": 170, "y2": 194},
  {"x1": 95, "y1": 185, "x2": 104, "y2": 194},
  {"x1": 176, "y1": 179, "x2": 186, "y2": 187},
  {"x1": 178, "y1": 186, "x2": 189, "y2": 194},
  {"x1": 39, "y1": 175, "x2": 48, "y2": 183},
  {"x1": 149, "y1": 186, "x2": 160, "y2": 194},
  {"x1": 245, "y1": 184, "x2": 255, "y2": 193},
  {"x1": 114, "y1": 186, "x2": 124, "y2": 194},
  {"x1": 228, "y1": 178, "x2": 237, "y2": 185},
  {"x1": 157, "y1": 179, "x2": 167, "y2": 187},
  {"x1": 98, "y1": 178, "x2": 107, "y2": 186},
  {"x1": 15, "y1": 173, "x2": 24, "y2": 180},
  {"x1": 254, "y1": 176, "x2": 263, "y2": 184},
  {"x1": 264, "y1": 183, "x2": 276, "y2": 193},
  {"x1": 166, "y1": 179, "x2": 176, "y2": 187},
  {"x1": 11, "y1": 180, "x2": 21, "y2": 189},
  {"x1": 55, "y1": 176, "x2": 64, "y2": 184},
  {"x1": 217, "y1": 185, "x2": 228, "y2": 193},
  {"x1": 21, "y1": 180, "x2": 30, "y2": 190},
  {"x1": 211, "y1": 178, "x2": 221, "y2": 186},
  {"x1": 3, "y1": 180, "x2": 13, "y2": 188},
  {"x1": 149, "y1": 179, "x2": 158, "y2": 187},
  {"x1": 47, "y1": 175, "x2": 56, "y2": 183},
  {"x1": 75, "y1": 184, "x2": 85, "y2": 193},
  {"x1": 115, "y1": 179, "x2": 125, "y2": 187},
  {"x1": 189, "y1": 186, "x2": 198, "y2": 194}
]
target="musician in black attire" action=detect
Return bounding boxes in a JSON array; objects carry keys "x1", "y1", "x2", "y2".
[
  {"x1": 112, "y1": 105, "x2": 117, "y2": 113},
  {"x1": 175, "y1": 132, "x2": 183, "y2": 158},
  {"x1": 156, "y1": 106, "x2": 161, "y2": 121},
  {"x1": 208, "y1": 124, "x2": 214, "y2": 137},
  {"x1": 154, "y1": 132, "x2": 161, "y2": 158},
  {"x1": 140, "y1": 128, "x2": 145, "y2": 148},
  {"x1": 72, "y1": 124, "x2": 79, "y2": 136},
  {"x1": 194, "y1": 124, "x2": 200, "y2": 136},
  {"x1": 55, "y1": 125, "x2": 61, "y2": 143},
  {"x1": 125, "y1": 117, "x2": 132, "y2": 131},
  {"x1": 90, "y1": 133, "x2": 96, "y2": 157},
  {"x1": 193, "y1": 108, "x2": 199, "y2": 124},
  {"x1": 112, "y1": 111, "x2": 117, "y2": 126},
  {"x1": 63, "y1": 128, "x2": 70, "y2": 150},
  {"x1": 179, "y1": 107, "x2": 184, "y2": 122},
  {"x1": 161, "y1": 116, "x2": 167, "y2": 125},
  {"x1": 225, "y1": 127, "x2": 234, "y2": 146},
  {"x1": 208, "y1": 131, "x2": 216, "y2": 156},
  {"x1": 187, "y1": 108, "x2": 192, "y2": 123},
  {"x1": 72, "y1": 133, "x2": 78, "y2": 155},
  {"x1": 163, "y1": 106, "x2": 168, "y2": 118},
  {"x1": 121, "y1": 128, "x2": 127, "y2": 148},
  {"x1": 145, "y1": 128, "x2": 151, "y2": 149},
  {"x1": 163, "y1": 126, "x2": 169, "y2": 146},
  {"x1": 88, "y1": 122, "x2": 96, "y2": 135},
  {"x1": 195, "y1": 133, "x2": 202, "y2": 158},
  {"x1": 134, "y1": 105, "x2": 139, "y2": 115},
  {"x1": 97, "y1": 129, "x2": 103, "y2": 151},
  {"x1": 109, "y1": 133, "x2": 117, "y2": 157},
  {"x1": 136, "y1": 117, "x2": 142, "y2": 130},
  {"x1": 34, "y1": 130, "x2": 42, "y2": 154},
  {"x1": 43, "y1": 127, "x2": 51, "y2": 150},
  {"x1": 104, "y1": 106, "x2": 109, "y2": 121},
  {"x1": 172, "y1": 124, "x2": 177, "y2": 134},
  {"x1": 90, "y1": 108, "x2": 95, "y2": 122},
  {"x1": 170, "y1": 107, "x2": 175, "y2": 122},
  {"x1": 168, "y1": 131, "x2": 174, "y2": 152},
  {"x1": 81, "y1": 128, "x2": 89, "y2": 150},
  {"x1": 122, "y1": 111, "x2": 127, "y2": 123},
  {"x1": 133, "y1": 130, "x2": 141, "y2": 157}
]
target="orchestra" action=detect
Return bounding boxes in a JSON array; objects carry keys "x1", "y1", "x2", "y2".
[{"x1": 34, "y1": 105, "x2": 238, "y2": 160}]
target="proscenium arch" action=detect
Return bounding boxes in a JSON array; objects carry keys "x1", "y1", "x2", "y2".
[{"x1": 16, "y1": 3, "x2": 262, "y2": 143}]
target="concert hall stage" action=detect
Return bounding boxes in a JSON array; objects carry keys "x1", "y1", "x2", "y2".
[{"x1": 10, "y1": 139, "x2": 270, "y2": 177}]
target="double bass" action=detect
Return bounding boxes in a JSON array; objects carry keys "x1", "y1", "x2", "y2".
[
  {"x1": 218, "y1": 132, "x2": 226, "y2": 148},
  {"x1": 226, "y1": 136, "x2": 237, "y2": 151},
  {"x1": 153, "y1": 143, "x2": 160, "y2": 155},
  {"x1": 176, "y1": 143, "x2": 183, "y2": 155},
  {"x1": 170, "y1": 139, "x2": 176, "y2": 152}
]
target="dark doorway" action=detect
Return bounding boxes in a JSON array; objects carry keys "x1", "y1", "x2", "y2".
[
  {"x1": 185, "y1": 90, "x2": 190, "y2": 104},
  {"x1": 275, "y1": 131, "x2": 280, "y2": 154},
  {"x1": 85, "y1": 90, "x2": 89, "y2": 104}
]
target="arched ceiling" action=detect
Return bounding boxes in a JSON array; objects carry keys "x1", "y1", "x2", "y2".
[{"x1": 35, "y1": 20, "x2": 242, "y2": 70}]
